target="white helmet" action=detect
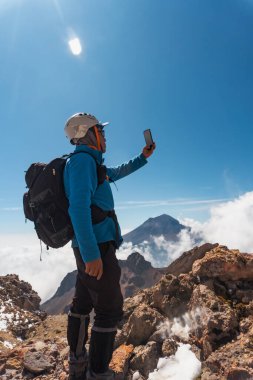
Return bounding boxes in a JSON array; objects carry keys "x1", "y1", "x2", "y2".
[{"x1": 64, "y1": 112, "x2": 109, "y2": 141}]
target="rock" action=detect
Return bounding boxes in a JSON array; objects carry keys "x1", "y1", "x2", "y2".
[
  {"x1": 34, "y1": 341, "x2": 47, "y2": 351},
  {"x1": 0, "y1": 274, "x2": 41, "y2": 312},
  {"x1": 0, "y1": 275, "x2": 45, "y2": 340},
  {"x1": 227, "y1": 367, "x2": 253, "y2": 380},
  {"x1": 60, "y1": 347, "x2": 69, "y2": 359},
  {"x1": 161, "y1": 338, "x2": 178, "y2": 357},
  {"x1": 1, "y1": 245, "x2": 253, "y2": 380},
  {"x1": 5, "y1": 357, "x2": 22, "y2": 370},
  {"x1": 122, "y1": 292, "x2": 149, "y2": 322},
  {"x1": 192, "y1": 245, "x2": 253, "y2": 281},
  {"x1": 190, "y1": 284, "x2": 238, "y2": 358},
  {"x1": 59, "y1": 371, "x2": 68, "y2": 380},
  {"x1": 235, "y1": 288, "x2": 253, "y2": 304},
  {"x1": 121, "y1": 305, "x2": 164, "y2": 346},
  {"x1": 110, "y1": 344, "x2": 134, "y2": 379},
  {"x1": 129, "y1": 342, "x2": 161, "y2": 378},
  {"x1": 23, "y1": 351, "x2": 53, "y2": 374},
  {"x1": 166, "y1": 243, "x2": 218, "y2": 276},
  {"x1": 239, "y1": 316, "x2": 253, "y2": 334},
  {"x1": 0, "y1": 363, "x2": 6, "y2": 375},
  {"x1": 202, "y1": 327, "x2": 253, "y2": 379},
  {"x1": 150, "y1": 273, "x2": 193, "y2": 318}
]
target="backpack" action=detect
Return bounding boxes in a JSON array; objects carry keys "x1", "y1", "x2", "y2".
[{"x1": 23, "y1": 152, "x2": 108, "y2": 249}]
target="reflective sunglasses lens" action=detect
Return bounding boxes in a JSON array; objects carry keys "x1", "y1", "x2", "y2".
[{"x1": 97, "y1": 125, "x2": 105, "y2": 136}]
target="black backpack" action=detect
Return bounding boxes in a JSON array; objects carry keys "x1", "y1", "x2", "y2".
[{"x1": 23, "y1": 152, "x2": 108, "y2": 249}]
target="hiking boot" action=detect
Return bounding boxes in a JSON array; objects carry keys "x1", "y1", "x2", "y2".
[
  {"x1": 68, "y1": 351, "x2": 88, "y2": 380},
  {"x1": 86, "y1": 369, "x2": 115, "y2": 380}
]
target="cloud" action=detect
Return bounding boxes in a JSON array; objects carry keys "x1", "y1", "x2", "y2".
[
  {"x1": 199, "y1": 191, "x2": 253, "y2": 253},
  {"x1": 171, "y1": 192, "x2": 253, "y2": 256},
  {"x1": 118, "y1": 192, "x2": 253, "y2": 268},
  {"x1": 1, "y1": 207, "x2": 22, "y2": 211},
  {"x1": 0, "y1": 234, "x2": 76, "y2": 303},
  {"x1": 116, "y1": 198, "x2": 229, "y2": 210},
  {"x1": 117, "y1": 228, "x2": 200, "y2": 267}
]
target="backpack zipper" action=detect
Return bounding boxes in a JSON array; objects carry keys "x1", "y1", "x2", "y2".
[{"x1": 50, "y1": 216, "x2": 57, "y2": 233}]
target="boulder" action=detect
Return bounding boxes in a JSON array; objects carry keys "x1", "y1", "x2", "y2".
[
  {"x1": 121, "y1": 305, "x2": 164, "y2": 346},
  {"x1": 23, "y1": 351, "x2": 53, "y2": 374},
  {"x1": 192, "y1": 246, "x2": 253, "y2": 281},
  {"x1": 190, "y1": 284, "x2": 239, "y2": 358},
  {"x1": 150, "y1": 273, "x2": 193, "y2": 318},
  {"x1": 129, "y1": 342, "x2": 161, "y2": 378},
  {"x1": 110, "y1": 344, "x2": 134, "y2": 380}
]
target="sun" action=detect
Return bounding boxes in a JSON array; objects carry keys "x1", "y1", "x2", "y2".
[{"x1": 68, "y1": 38, "x2": 82, "y2": 56}]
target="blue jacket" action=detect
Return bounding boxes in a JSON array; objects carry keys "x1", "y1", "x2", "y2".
[{"x1": 63, "y1": 145, "x2": 148, "y2": 263}]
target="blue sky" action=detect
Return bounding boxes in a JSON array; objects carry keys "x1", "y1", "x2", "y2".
[{"x1": 1, "y1": 0, "x2": 253, "y2": 234}]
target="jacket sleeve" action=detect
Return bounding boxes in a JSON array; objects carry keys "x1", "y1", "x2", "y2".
[
  {"x1": 106, "y1": 153, "x2": 148, "y2": 182},
  {"x1": 66, "y1": 154, "x2": 101, "y2": 263}
]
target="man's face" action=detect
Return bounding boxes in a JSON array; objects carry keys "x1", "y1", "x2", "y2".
[{"x1": 98, "y1": 127, "x2": 106, "y2": 153}]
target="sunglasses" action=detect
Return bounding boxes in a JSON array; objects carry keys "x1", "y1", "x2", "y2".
[{"x1": 96, "y1": 125, "x2": 105, "y2": 137}]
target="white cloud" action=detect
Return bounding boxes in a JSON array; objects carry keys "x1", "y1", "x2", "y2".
[
  {"x1": 116, "y1": 198, "x2": 229, "y2": 210},
  {"x1": 199, "y1": 192, "x2": 253, "y2": 252},
  {"x1": 117, "y1": 229, "x2": 200, "y2": 267},
  {"x1": 148, "y1": 344, "x2": 201, "y2": 380},
  {"x1": 0, "y1": 234, "x2": 76, "y2": 303},
  {"x1": 118, "y1": 192, "x2": 253, "y2": 269},
  {"x1": 117, "y1": 241, "x2": 164, "y2": 267},
  {"x1": 1, "y1": 207, "x2": 21, "y2": 211}
]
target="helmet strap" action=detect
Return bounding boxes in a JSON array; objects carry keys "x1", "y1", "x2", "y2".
[{"x1": 88, "y1": 145, "x2": 99, "y2": 150}]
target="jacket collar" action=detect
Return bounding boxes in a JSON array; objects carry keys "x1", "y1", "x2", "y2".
[{"x1": 74, "y1": 144, "x2": 103, "y2": 164}]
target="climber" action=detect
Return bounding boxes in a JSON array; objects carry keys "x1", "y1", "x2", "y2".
[{"x1": 64, "y1": 113, "x2": 156, "y2": 380}]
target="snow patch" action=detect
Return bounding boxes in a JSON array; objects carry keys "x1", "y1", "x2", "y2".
[
  {"x1": 132, "y1": 371, "x2": 141, "y2": 380},
  {"x1": 3, "y1": 340, "x2": 14, "y2": 349},
  {"x1": 0, "y1": 304, "x2": 15, "y2": 331},
  {"x1": 148, "y1": 344, "x2": 201, "y2": 380}
]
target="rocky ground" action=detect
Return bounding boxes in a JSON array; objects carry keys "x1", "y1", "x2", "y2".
[{"x1": 0, "y1": 245, "x2": 253, "y2": 379}]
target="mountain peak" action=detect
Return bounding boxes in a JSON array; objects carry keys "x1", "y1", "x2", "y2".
[
  {"x1": 123, "y1": 252, "x2": 152, "y2": 274},
  {"x1": 123, "y1": 214, "x2": 186, "y2": 245}
]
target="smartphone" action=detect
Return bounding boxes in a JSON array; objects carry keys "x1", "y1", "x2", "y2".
[{"x1": 143, "y1": 129, "x2": 154, "y2": 148}]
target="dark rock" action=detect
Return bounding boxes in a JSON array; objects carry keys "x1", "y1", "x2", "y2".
[
  {"x1": 23, "y1": 351, "x2": 53, "y2": 374},
  {"x1": 120, "y1": 305, "x2": 164, "y2": 346},
  {"x1": 161, "y1": 338, "x2": 178, "y2": 357},
  {"x1": 119, "y1": 252, "x2": 152, "y2": 274},
  {"x1": 129, "y1": 342, "x2": 161, "y2": 378}
]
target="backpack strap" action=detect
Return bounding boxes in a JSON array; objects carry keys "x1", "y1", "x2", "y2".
[{"x1": 66, "y1": 151, "x2": 109, "y2": 186}]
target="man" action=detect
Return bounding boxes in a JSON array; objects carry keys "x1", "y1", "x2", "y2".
[{"x1": 64, "y1": 113, "x2": 156, "y2": 380}]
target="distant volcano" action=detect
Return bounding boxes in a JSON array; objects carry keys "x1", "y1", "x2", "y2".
[{"x1": 122, "y1": 214, "x2": 188, "y2": 245}]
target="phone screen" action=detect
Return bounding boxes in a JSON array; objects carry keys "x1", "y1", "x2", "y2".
[{"x1": 143, "y1": 129, "x2": 154, "y2": 147}]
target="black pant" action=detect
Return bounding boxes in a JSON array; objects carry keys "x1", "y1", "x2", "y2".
[{"x1": 68, "y1": 241, "x2": 123, "y2": 354}]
